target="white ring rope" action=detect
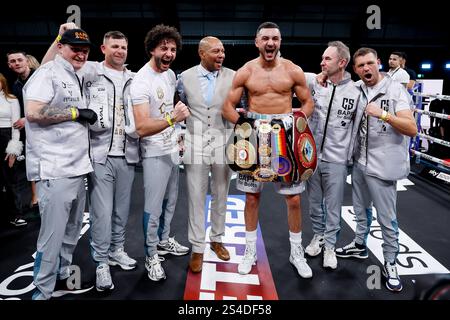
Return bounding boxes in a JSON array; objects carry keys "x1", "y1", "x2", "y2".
[
  {"x1": 412, "y1": 92, "x2": 450, "y2": 101},
  {"x1": 411, "y1": 111, "x2": 449, "y2": 167},
  {"x1": 414, "y1": 109, "x2": 450, "y2": 121},
  {"x1": 416, "y1": 132, "x2": 450, "y2": 148},
  {"x1": 410, "y1": 149, "x2": 450, "y2": 168}
]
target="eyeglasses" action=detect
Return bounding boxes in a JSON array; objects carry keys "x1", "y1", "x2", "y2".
[{"x1": 68, "y1": 46, "x2": 90, "y2": 54}]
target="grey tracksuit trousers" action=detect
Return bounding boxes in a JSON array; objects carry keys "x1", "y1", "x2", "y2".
[
  {"x1": 307, "y1": 160, "x2": 347, "y2": 248},
  {"x1": 89, "y1": 157, "x2": 135, "y2": 263},
  {"x1": 142, "y1": 153, "x2": 179, "y2": 257},
  {"x1": 352, "y1": 162, "x2": 399, "y2": 264},
  {"x1": 32, "y1": 176, "x2": 86, "y2": 300}
]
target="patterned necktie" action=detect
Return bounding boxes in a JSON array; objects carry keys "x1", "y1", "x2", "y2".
[{"x1": 205, "y1": 72, "x2": 215, "y2": 105}]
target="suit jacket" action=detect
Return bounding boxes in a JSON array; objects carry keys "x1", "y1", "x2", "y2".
[{"x1": 180, "y1": 66, "x2": 235, "y2": 158}]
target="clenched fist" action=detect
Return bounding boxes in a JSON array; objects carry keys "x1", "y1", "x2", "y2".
[{"x1": 172, "y1": 101, "x2": 190, "y2": 123}]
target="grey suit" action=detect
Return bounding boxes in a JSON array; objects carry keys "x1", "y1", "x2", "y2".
[{"x1": 177, "y1": 65, "x2": 234, "y2": 254}]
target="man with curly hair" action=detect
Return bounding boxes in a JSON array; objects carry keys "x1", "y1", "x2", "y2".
[{"x1": 131, "y1": 24, "x2": 190, "y2": 281}]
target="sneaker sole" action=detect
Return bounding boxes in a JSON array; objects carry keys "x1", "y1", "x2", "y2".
[
  {"x1": 108, "y1": 260, "x2": 137, "y2": 271},
  {"x1": 385, "y1": 282, "x2": 403, "y2": 292},
  {"x1": 96, "y1": 283, "x2": 115, "y2": 292},
  {"x1": 382, "y1": 270, "x2": 403, "y2": 292},
  {"x1": 289, "y1": 258, "x2": 313, "y2": 278},
  {"x1": 156, "y1": 250, "x2": 189, "y2": 256},
  {"x1": 335, "y1": 253, "x2": 368, "y2": 259},
  {"x1": 238, "y1": 267, "x2": 252, "y2": 275},
  {"x1": 305, "y1": 249, "x2": 322, "y2": 257},
  {"x1": 238, "y1": 259, "x2": 257, "y2": 275}
]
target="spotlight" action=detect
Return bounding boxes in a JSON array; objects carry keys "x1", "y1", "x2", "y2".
[{"x1": 421, "y1": 63, "x2": 432, "y2": 70}]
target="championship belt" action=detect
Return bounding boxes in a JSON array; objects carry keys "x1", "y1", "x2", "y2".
[
  {"x1": 293, "y1": 111, "x2": 317, "y2": 181},
  {"x1": 226, "y1": 115, "x2": 258, "y2": 175},
  {"x1": 252, "y1": 120, "x2": 277, "y2": 182},
  {"x1": 270, "y1": 120, "x2": 293, "y2": 183}
]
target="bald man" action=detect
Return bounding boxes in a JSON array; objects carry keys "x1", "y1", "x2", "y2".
[{"x1": 177, "y1": 36, "x2": 236, "y2": 272}]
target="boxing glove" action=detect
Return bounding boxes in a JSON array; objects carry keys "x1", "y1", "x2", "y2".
[{"x1": 77, "y1": 108, "x2": 98, "y2": 125}]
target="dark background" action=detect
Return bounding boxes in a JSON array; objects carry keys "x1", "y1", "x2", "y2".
[{"x1": 1, "y1": 0, "x2": 449, "y2": 91}]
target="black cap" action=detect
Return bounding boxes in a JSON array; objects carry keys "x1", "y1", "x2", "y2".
[{"x1": 59, "y1": 29, "x2": 92, "y2": 46}]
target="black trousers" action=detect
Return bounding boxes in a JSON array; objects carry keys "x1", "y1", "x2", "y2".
[{"x1": 0, "y1": 127, "x2": 22, "y2": 221}]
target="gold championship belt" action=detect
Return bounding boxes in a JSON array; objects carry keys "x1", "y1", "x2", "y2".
[
  {"x1": 293, "y1": 110, "x2": 317, "y2": 181},
  {"x1": 226, "y1": 115, "x2": 258, "y2": 174},
  {"x1": 226, "y1": 112, "x2": 317, "y2": 183}
]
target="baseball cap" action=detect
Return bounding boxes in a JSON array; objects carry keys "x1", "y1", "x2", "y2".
[{"x1": 59, "y1": 29, "x2": 92, "y2": 46}]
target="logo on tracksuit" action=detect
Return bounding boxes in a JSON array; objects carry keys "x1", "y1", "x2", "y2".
[{"x1": 337, "y1": 97, "x2": 355, "y2": 126}]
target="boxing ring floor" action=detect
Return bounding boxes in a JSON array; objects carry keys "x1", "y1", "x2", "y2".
[{"x1": 0, "y1": 165, "x2": 449, "y2": 301}]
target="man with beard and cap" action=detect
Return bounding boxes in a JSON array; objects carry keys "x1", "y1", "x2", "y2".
[
  {"x1": 131, "y1": 24, "x2": 190, "y2": 281},
  {"x1": 177, "y1": 36, "x2": 237, "y2": 273},
  {"x1": 302, "y1": 41, "x2": 361, "y2": 271},
  {"x1": 336, "y1": 47, "x2": 417, "y2": 292},
  {"x1": 222, "y1": 21, "x2": 315, "y2": 279},
  {"x1": 23, "y1": 28, "x2": 97, "y2": 300}
]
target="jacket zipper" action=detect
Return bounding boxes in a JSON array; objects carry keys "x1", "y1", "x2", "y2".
[
  {"x1": 122, "y1": 77, "x2": 133, "y2": 153},
  {"x1": 320, "y1": 84, "x2": 336, "y2": 153},
  {"x1": 103, "y1": 75, "x2": 116, "y2": 152},
  {"x1": 359, "y1": 90, "x2": 385, "y2": 165}
]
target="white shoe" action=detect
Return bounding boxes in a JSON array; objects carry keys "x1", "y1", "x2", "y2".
[
  {"x1": 290, "y1": 242, "x2": 313, "y2": 278},
  {"x1": 305, "y1": 234, "x2": 324, "y2": 257},
  {"x1": 108, "y1": 248, "x2": 137, "y2": 270},
  {"x1": 383, "y1": 262, "x2": 403, "y2": 292},
  {"x1": 145, "y1": 254, "x2": 166, "y2": 281},
  {"x1": 238, "y1": 242, "x2": 257, "y2": 275},
  {"x1": 323, "y1": 247, "x2": 337, "y2": 269},
  {"x1": 157, "y1": 237, "x2": 190, "y2": 256},
  {"x1": 96, "y1": 263, "x2": 114, "y2": 291}
]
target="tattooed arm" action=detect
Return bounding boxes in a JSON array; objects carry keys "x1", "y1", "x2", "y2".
[{"x1": 26, "y1": 100, "x2": 76, "y2": 125}]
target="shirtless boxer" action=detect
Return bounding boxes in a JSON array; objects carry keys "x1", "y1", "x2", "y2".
[{"x1": 222, "y1": 21, "x2": 315, "y2": 278}]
